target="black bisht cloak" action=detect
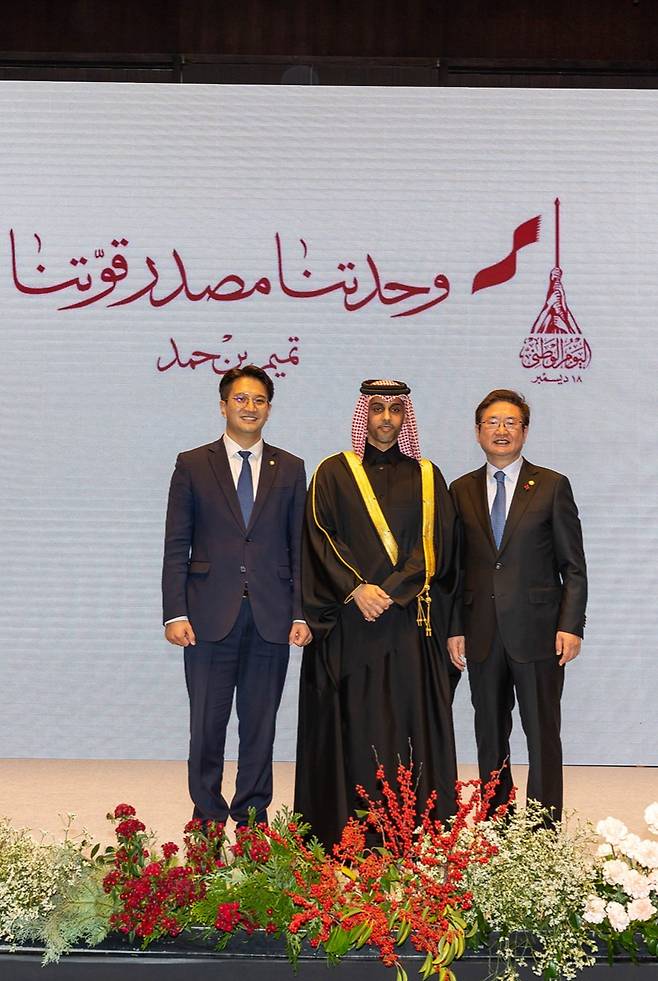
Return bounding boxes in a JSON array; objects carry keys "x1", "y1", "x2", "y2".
[{"x1": 294, "y1": 442, "x2": 460, "y2": 851}]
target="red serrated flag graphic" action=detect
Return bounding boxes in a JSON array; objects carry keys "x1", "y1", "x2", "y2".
[{"x1": 471, "y1": 215, "x2": 541, "y2": 294}]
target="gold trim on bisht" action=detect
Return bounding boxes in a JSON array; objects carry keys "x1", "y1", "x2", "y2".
[
  {"x1": 342, "y1": 451, "x2": 436, "y2": 636},
  {"x1": 416, "y1": 459, "x2": 436, "y2": 637},
  {"x1": 343, "y1": 451, "x2": 399, "y2": 566}
]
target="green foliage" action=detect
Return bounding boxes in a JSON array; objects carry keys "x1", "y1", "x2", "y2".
[{"x1": 0, "y1": 815, "x2": 111, "y2": 962}]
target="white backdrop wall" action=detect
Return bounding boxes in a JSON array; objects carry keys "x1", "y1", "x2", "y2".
[{"x1": 0, "y1": 83, "x2": 656, "y2": 765}]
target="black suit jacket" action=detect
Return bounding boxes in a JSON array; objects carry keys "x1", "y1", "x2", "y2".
[
  {"x1": 162, "y1": 437, "x2": 306, "y2": 644},
  {"x1": 449, "y1": 458, "x2": 587, "y2": 663}
]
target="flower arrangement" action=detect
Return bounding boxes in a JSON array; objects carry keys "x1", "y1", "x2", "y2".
[
  {"x1": 103, "y1": 762, "x2": 507, "y2": 981},
  {"x1": 1, "y1": 778, "x2": 657, "y2": 979},
  {"x1": 583, "y1": 803, "x2": 658, "y2": 960},
  {"x1": 0, "y1": 815, "x2": 111, "y2": 962},
  {"x1": 460, "y1": 802, "x2": 598, "y2": 981}
]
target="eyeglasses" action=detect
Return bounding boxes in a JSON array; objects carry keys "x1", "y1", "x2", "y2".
[
  {"x1": 479, "y1": 418, "x2": 525, "y2": 431},
  {"x1": 230, "y1": 394, "x2": 269, "y2": 408}
]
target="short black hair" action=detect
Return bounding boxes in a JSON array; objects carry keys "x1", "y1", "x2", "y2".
[
  {"x1": 475, "y1": 389, "x2": 530, "y2": 427},
  {"x1": 219, "y1": 365, "x2": 274, "y2": 403}
]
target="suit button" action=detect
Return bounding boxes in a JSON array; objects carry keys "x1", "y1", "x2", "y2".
[
  {"x1": 495, "y1": 561, "x2": 502, "y2": 570},
  {"x1": 490, "y1": 594, "x2": 495, "y2": 600},
  {"x1": 240, "y1": 565, "x2": 246, "y2": 573}
]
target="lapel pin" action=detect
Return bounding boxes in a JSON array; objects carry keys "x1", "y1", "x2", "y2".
[
  {"x1": 269, "y1": 459, "x2": 276, "y2": 466},
  {"x1": 523, "y1": 480, "x2": 535, "y2": 491}
]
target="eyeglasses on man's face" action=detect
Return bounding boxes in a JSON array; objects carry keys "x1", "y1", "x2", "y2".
[
  {"x1": 229, "y1": 393, "x2": 269, "y2": 409},
  {"x1": 479, "y1": 418, "x2": 525, "y2": 431}
]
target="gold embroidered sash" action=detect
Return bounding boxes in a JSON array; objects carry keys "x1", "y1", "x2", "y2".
[
  {"x1": 342, "y1": 451, "x2": 436, "y2": 635},
  {"x1": 343, "y1": 451, "x2": 398, "y2": 565},
  {"x1": 417, "y1": 458, "x2": 436, "y2": 636}
]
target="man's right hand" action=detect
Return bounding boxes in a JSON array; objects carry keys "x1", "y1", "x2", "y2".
[
  {"x1": 447, "y1": 635, "x2": 466, "y2": 671},
  {"x1": 353, "y1": 583, "x2": 393, "y2": 622},
  {"x1": 165, "y1": 620, "x2": 197, "y2": 647}
]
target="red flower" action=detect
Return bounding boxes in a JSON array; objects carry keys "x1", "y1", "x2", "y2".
[
  {"x1": 114, "y1": 803, "x2": 137, "y2": 819},
  {"x1": 102, "y1": 870, "x2": 121, "y2": 893},
  {"x1": 162, "y1": 842, "x2": 179, "y2": 859},
  {"x1": 115, "y1": 818, "x2": 146, "y2": 838},
  {"x1": 215, "y1": 901, "x2": 241, "y2": 932}
]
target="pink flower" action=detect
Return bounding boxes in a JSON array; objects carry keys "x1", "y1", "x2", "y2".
[
  {"x1": 596, "y1": 817, "x2": 629, "y2": 847},
  {"x1": 618, "y1": 868, "x2": 652, "y2": 899},
  {"x1": 618, "y1": 833, "x2": 642, "y2": 861},
  {"x1": 627, "y1": 897, "x2": 657, "y2": 922},
  {"x1": 605, "y1": 901, "x2": 630, "y2": 932},
  {"x1": 583, "y1": 896, "x2": 606, "y2": 924},
  {"x1": 634, "y1": 839, "x2": 658, "y2": 869},
  {"x1": 602, "y1": 859, "x2": 630, "y2": 886},
  {"x1": 644, "y1": 802, "x2": 658, "y2": 835}
]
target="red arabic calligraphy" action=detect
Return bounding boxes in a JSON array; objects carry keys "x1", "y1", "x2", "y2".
[
  {"x1": 157, "y1": 336, "x2": 300, "y2": 377},
  {"x1": 9, "y1": 230, "x2": 450, "y2": 318}
]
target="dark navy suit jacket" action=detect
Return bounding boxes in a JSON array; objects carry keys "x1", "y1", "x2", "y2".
[
  {"x1": 449, "y1": 459, "x2": 587, "y2": 663},
  {"x1": 162, "y1": 437, "x2": 306, "y2": 644}
]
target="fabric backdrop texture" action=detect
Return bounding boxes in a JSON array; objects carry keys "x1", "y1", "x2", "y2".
[{"x1": 0, "y1": 83, "x2": 655, "y2": 764}]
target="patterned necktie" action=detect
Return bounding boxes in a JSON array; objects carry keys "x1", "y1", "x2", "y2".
[
  {"x1": 237, "y1": 450, "x2": 253, "y2": 526},
  {"x1": 491, "y1": 470, "x2": 506, "y2": 549}
]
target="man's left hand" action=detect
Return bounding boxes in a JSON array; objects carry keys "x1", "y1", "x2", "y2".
[
  {"x1": 289, "y1": 622, "x2": 312, "y2": 647},
  {"x1": 555, "y1": 631, "x2": 581, "y2": 666}
]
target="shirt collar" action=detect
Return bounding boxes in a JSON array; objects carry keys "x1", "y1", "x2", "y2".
[
  {"x1": 486, "y1": 454, "x2": 524, "y2": 481},
  {"x1": 223, "y1": 433, "x2": 264, "y2": 462}
]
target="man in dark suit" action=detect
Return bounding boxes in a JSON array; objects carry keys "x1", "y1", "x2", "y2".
[
  {"x1": 162, "y1": 365, "x2": 311, "y2": 826},
  {"x1": 447, "y1": 389, "x2": 587, "y2": 820}
]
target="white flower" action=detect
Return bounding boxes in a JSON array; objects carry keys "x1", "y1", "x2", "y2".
[
  {"x1": 596, "y1": 817, "x2": 629, "y2": 846},
  {"x1": 648, "y1": 868, "x2": 658, "y2": 888},
  {"x1": 618, "y1": 833, "x2": 642, "y2": 861},
  {"x1": 602, "y1": 858, "x2": 630, "y2": 886},
  {"x1": 645, "y1": 803, "x2": 658, "y2": 836},
  {"x1": 619, "y1": 868, "x2": 652, "y2": 899},
  {"x1": 596, "y1": 843, "x2": 613, "y2": 858},
  {"x1": 634, "y1": 839, "x2": 658, "y2": 870},
  {"x1": 606, "y1": 901, "x2": 630, "y2": 932},
  {"x1": 583, "y1": 896, "x2": 607, "y2": 923},
  {"x1": 627, "y1": 897, "x2": 657, "y2": 922}
]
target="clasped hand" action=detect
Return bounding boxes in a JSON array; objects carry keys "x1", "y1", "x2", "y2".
[{"x1": 353, "y1": 583, "x2": 393, "y2": 622}]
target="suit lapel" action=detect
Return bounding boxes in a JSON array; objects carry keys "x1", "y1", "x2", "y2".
[
  {"x1": 208, "y1": 437, "x2": 246, "y2": 530},
  {"x1": 498, "y1": 458, "x2": 539, "y2": 554},
  {"x1": 467, "y1": 465, "x2": 497, "y2": 552},
  {"x1": 247, "y1": 442, "x2": 277, "y2": 532}
]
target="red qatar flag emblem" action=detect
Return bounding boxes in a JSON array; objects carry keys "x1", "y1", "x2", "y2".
[{"x1": 471, "y1": 215, "x2": 541, "y2": 294}]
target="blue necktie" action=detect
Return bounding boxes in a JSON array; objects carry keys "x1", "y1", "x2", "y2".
[
  {"x1": 491, "y1": 470, "x2": 506, "y2": 549},
  {"x1": 237, "y1": 450, "x2": 253, "y2": 526}
]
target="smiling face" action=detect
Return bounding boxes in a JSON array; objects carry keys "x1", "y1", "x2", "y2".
[
  {"x1": 367, "y1": 397, "x2": 405, "y2": 451},
  {"x1": 220, "y1": 377, "x2": 271, "y2": 447},
  {"x1": 476, "y1": 400, "x2": 528, "y2": 467}
]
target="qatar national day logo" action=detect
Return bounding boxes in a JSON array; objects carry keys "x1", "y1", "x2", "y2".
[{"x1": 472, "y1": 199, "x2": 592, "y2": 387}]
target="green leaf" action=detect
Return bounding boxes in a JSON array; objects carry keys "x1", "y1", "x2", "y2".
[{"x1": 420, "y1": 951, "x2": 434, "y2": 980}]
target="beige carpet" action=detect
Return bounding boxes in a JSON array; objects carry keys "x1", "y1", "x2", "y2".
[{"x1": 1, "y1": 759, "x2": 656, "y2": 847}]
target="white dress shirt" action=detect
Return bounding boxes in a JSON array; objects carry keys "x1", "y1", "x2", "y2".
[{"x1": 485, "y1": 454, "x2": 524, "y2": 519}]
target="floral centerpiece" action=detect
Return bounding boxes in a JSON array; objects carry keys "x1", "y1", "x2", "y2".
[
  {"x1": 583, "y1": 803, "x2": 658, "y2": 959},
  {"x1": 1, "y1": 771, "x2": 657, "y2": 980}
]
